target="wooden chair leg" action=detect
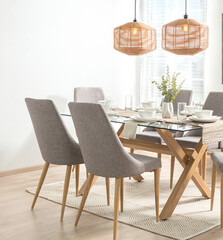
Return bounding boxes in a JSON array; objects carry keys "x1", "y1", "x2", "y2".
[
  {"x1": 154, "y1": 168, "x2": 161, "y2": 222},
  {"x1": 75, "y1": 165, "x2": 80, "y2": 197},
  {"x1": 221, "y1": 148, "x2": 223, "y2": 152},
  {"x1": 105, "y1": 178, "x2": 110, "y2": 206},
  {"x1": 75, "y1": 174, "x2": 95, "y2": 226},
  {"x1": 86, "y1": 169, "x2": 89, "y2": 179},
  {"x1": 31, "y1": 162, "x2": 49, "y2": 209},
  {"x1": 202, "y1": 152, "x2": 207, "y2": 181},
  {"x1": 211, "y1": 162, "x2": 217, "y2": 211},
  {"x1": 113, "y1": 178, "x2": 121, "y2": 240},
  {"x1": 72, "y1": 165, "x2": 75, "y2": 172},
  {"x1": 221, "y1": 172, "x2": 223, "y2": 228},
  {"x1": 157, "y1": 153, "x2": 161, "y2": 159},
  {"x1": 60, "y1": 165, "x2": 71, "y2": 221},
  {"x1": 170, "y1": 156, "x2": 175, "y2": 189},
  {"x1": 120, "y1": 178, "x2": 124, "y2": 212}
]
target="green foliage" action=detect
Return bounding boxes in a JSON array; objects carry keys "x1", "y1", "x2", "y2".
[{"x1": 152, "y1": 66, "x2": 185, "y2": 103}]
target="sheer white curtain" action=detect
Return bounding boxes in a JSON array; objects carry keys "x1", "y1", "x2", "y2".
[{"x1": 138, "y1": 0, "x2": 207, "y2": 104}]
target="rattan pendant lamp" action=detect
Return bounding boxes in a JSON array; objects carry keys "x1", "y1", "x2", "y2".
[
  {"x1": 114, "y1": 0, "x2": 156, "y2": 56},
  {"x1": 162, "y1": 0, "x2": 209, "y2": 55}
]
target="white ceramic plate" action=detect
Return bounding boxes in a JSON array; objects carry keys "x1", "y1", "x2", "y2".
[
  {"x1": 189, "y1": 116, "x2": 221, "y2": 123},
  {"x1": 131, "y1": 116, "x2": 161, "y2": 122}
]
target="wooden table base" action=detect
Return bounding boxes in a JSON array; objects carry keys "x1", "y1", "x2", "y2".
[{"x1": 118, "y1": 125, "x2": 211, "y2": 219}]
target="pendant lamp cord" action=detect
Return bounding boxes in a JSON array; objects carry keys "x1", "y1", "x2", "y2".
[
  {"x1": 184, "y1": 0, "x2": 188, "y2": 19},
  {"x1": 133, "y1": 0, "x2": 137, "y2": 22}
]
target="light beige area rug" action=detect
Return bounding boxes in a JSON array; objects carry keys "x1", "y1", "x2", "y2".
[{"x1": 26, "y1": 172, "x2": 220, "y2": 240}]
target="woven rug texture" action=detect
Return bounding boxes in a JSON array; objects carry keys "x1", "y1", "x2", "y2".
[{"x1": 26, "y1": 172, "x2": 220, "y2": 240}]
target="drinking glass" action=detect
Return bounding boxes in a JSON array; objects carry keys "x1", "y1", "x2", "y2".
[
  {"x1": 177, "y1": 102, "x2": 187, "y2": 121},
  {"x1": 125, "y1": 95, "x2": 132, "y2": 110}
]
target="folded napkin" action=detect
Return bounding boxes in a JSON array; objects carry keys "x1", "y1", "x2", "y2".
[{"x1": 122, "y1": 120, "x2": 138, "y2": 139}]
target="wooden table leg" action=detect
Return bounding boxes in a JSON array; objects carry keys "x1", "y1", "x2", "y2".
[
  {"x1": 156, "y1": 129, "x2": 210, "y2": 219},
  {"x1": 157, "y1": 129, "x2": 210, "y2": 197},
  {"x1": 202, "y1": 151, "x2": 207, "y2": 181},
  {"x1": 117, "y1": 123, "x2": 125, "y2": 137}
]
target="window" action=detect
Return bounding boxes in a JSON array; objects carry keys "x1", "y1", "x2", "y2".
[{"x1": 138, "y1": 0, "x2": 207, "y2": 104}]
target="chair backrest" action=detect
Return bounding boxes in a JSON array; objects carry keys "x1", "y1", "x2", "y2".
[
  {"x1": 74, "y1": 87, "x2": 105, "y2": 103},
  {"x1": 164, "y1": 89, "x2": 193, "y2": 113},
  {"x1": 203, "y1": 92, "x2": 223, "y2": 116},
  {"x1": 68, "y1": 102, "x2": 144, "y2": 178},
  {"x1": 25, "y1": 98, "x2": 83, "y2": 165}
]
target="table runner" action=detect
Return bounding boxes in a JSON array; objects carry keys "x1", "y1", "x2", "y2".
[
  {"x1": 110, "y1": 108, "x2": 137, "y2": 118},
  {"x1": 159, "y1": 117, "x2": 223, "y2": 144}
]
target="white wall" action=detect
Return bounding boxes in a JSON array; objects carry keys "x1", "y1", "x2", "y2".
[
  {"x1": 205, "y1": 0, "x2": 223, "y2": 97},
  {"x1": 0, "y1": 0, "x2": 138, "y2": 171}
]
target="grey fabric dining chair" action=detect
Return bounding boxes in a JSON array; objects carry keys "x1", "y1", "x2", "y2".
[
  {"x1": 165, "y1": 89, "x2": 193, "y2": 114},
  {"x1": 73, "y1": 87, "x2": 105, "y2": 174},
  {"x1": 174, "y1": 92, "x2": 223, "y2": 183},
  {"x1": 74, "y1": 87, "x2": 105, "y2": 103},
  {"x1": 73, "y1": 87, "x2": 110, "y2": 205},
  {"x1": 25, "y1": 98, "x2": 84, "y2": 221},
  {"x1": 135, "y1": 89, "x2": 193, "y2": 188},
  {"x1": 68, "y1": 102, "x2": 161, "y2": 240},
  {"x1": 210, "y1": 152, "x2": 223, "y2": 228}
]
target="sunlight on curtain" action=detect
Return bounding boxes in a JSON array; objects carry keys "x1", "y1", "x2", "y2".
[{"x1": 138, "y1": 0, "x2": 207, "y2": 104}]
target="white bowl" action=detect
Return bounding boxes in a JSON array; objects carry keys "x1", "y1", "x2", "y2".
[
  {"x1": 141, "y1": 101, "x2": 156, "y2": 109},
  {"x1": 195, "y1": 110, "x2": 213, "y2": 119},
  {"x1": 138, "y1": 109, "x2": 156, "y2": 119},
  {"x1": 185, "y1": 105, "x2": 195, "y2": 114}
]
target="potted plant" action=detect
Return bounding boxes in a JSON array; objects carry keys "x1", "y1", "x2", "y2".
[{"x1": 152, "y1": 66, "x2": 184, "y2": 118}]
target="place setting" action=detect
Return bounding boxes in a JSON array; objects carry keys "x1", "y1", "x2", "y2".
[
  {"x1": 175, "y1": 103, "x2": 221, "y2": 124},
  {"x1": 189, "y1": 110, "x2": 222, "y2": 123},
  {"x1": 131, "y1": 101, "x2": 161, "y2": 122}
]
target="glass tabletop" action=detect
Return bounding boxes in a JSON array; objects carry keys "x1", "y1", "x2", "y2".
[
  {"x1": 60, "y1": 113, "x2": 201, "y2": 132},
  {"x1": 61, "y1": 113, "x2": 201, "y2": 132},
  {"x1": 108, "y1": 115, "x2": 201, "y2": 132}
]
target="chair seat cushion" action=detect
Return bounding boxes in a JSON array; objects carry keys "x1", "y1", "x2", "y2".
[
  {"x1": 136, "y1": 130, "x2": 182, "y2": 144},
  {"x1": 175, "y1": 136, "x2": 219, "y2": 150},
  {"x1": 130, "y1": 153, "x2": 162, "y2": 171},
  {"x1": 211, "y1": 152, "x2": 223, "y2": 172},
  {"x1": 136, "y1": 131, "x2": 162, "y2": 144}
]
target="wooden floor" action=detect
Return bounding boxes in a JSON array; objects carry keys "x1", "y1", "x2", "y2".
[{"x1": 1, "y1": 150, "x2": 223, "y2": 240}]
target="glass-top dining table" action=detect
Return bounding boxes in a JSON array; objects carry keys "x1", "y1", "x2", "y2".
[{"x1": 61, "y1": 112, "x2": 210, "y2": 220}]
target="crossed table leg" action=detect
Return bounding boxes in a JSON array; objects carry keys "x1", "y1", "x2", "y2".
[{"x1": 156, "y1": 128, "x2": 211, "y2": 219}]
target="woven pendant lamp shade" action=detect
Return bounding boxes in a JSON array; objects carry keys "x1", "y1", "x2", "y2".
[
  {"x1": 114, "y1": 22, "x2": 156, "y2": 56},
  {"x1": 162, "y1": 19, "x2": 208, "y2": 55}
]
